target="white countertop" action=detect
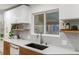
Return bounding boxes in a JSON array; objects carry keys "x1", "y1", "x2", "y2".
[{"x1": 4, "y1": 38, "x2": 79, "y2": 54}]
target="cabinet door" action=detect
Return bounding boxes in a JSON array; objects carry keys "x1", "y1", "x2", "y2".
[
  {"x1": 19, "y1": 47, "x2": 42, "y2": 55},
  {"x1": 6, "y1": 5, "x2": 30, "y2": 24},
  {"x1": 10, "y1": 44, "x2": 19, "y2": 55},
  {"x1": 5, "y1": 8, "x2": 17, "y2": 24},
  {"x1": 13, "y1": 5, "x2": 30, "y2": 23},
  {"x1": 18, "y1": 5, "x2": 30, "y2": 23},
  {"x1": 3, "y1": 41, "x2": 10, "y2": 55}
]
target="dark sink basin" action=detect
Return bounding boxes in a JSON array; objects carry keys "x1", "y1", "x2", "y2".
[{"x1": 25, "y1": 43, "x2": 48, "y2": 50}]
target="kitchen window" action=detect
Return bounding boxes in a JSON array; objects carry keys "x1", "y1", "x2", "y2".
[
  {"x1": 34, "y1": 14, "x2": 44, "y2": 34},
  {"x1": 33, "y1": 8, "x2": 59, "y2": 36}
]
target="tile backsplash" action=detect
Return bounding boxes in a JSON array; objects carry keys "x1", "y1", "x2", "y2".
[{"x1": 22, "y1": 32, "x2": 79, "y2": 51}]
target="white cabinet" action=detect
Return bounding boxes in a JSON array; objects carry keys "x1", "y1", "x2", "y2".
[
  {"x1": 4, "y1": 5, "x2": 31, "y2": 38},
  {"x1": 10, "y1": 44, "x2": 19, "y2": 55},
  {"x1": 59, "y1": 5, "x2": 79, "y2": 19},
  {"x1": 12, "y1": 5, "x2": 30, "y2": 23},
  {"x1": 6, "y1": 5, "x2": 30, "y2": 24}
]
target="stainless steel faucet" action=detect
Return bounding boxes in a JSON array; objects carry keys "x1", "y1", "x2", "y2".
[
  {"x1": 36, "y1": 33, "x2": 44, "y2": 44},
  {"x1": 39, "y1": 33, "x2": 44, "y2": 44}
]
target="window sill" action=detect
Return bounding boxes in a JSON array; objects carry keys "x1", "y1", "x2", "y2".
[
  {"x1": 32, "y1": 33, "x2": 60, "y2": 37},
  {"x1": 43, "y1": 34, "x2": 60, "y2": 37}
]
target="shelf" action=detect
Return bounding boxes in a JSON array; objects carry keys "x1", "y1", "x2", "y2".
[
  {"x1": 60, "y1": 29, "x2": 79, "y2": 33},
  {"x1": 12, "y1": 29, "x2": 30, "y2": 31},
  {"x1": 11, "y1": 23, "x2": 30, "y2": 25},
  {"x1": 61, "y1": 18, "x2": 79, "y2": 22}
]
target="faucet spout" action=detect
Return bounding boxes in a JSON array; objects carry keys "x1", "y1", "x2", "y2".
[{"x1": 40, "y1": 33, "x2": 43, "y2": 44}]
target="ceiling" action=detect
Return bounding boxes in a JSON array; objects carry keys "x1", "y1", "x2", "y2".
[
  {"x1": 0, "y1": 4, "x2": 30, "y2": 13},
  {"x1": 0, "y1": 4, "x2": 18, "y2": 10},
  {"x1": 0, "y1": 4, "x2": 19, "y2": 13}
]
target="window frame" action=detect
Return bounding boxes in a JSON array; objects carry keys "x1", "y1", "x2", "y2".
[{"x1": 33, "y1": 8, "x2": 60, "y2": 37}]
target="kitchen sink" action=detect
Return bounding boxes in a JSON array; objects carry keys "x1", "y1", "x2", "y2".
[{"x1": 25, "y1": 43, "x2": 48, "y2": 50}]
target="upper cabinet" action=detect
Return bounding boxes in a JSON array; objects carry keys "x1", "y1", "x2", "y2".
[
  {"x1": 4, "y1": 5, "x2": 31, "y2": 38},
  {"x1": 5, "y1": 5, "x2": 31, "y2": 24},
  {"x1": 59, "y1": 5, "x2": 79, "y2": 19}
]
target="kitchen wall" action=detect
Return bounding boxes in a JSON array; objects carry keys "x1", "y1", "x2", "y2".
[
  {"x1": 30, "y1": 4, "x2": 79, "y2": 51},
  {"x1": 31, "y1": 4, "x2": 79, "y2": 19},
  {"x1": 0, "y1": 13, "x2": 4, "y2": 34},
  {"x1": 0, "y1": 12, "x2": 4, "y2": 53},
  {"x1": 4, "y1": 4, "x2": 79, "y2": 51}
]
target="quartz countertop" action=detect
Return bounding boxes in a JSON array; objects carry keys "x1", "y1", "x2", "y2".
[{"x1": 4, "y1": 38, "x2": 79, "y2": 54}]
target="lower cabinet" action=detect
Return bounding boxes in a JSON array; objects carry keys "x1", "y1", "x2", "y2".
[
  {"x1": 3, "y1": 41, "x2": 10, "y2": 55},
  {"x1": 10, "y1": 44, "x2": 19, "y2": 55},
  {"x1": 3, "y1": 41, "x2": 42, "y2": 55},
  {"x1": 3, "y1": 41, "x2": 19, "y2": 55},
  {"x1": 19, "y1": 47, "x2": 42, "y2": 55}
]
